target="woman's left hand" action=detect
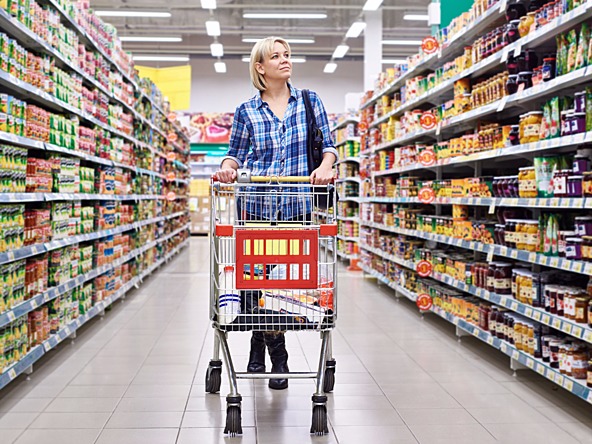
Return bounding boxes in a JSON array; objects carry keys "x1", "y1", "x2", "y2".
[{"x1": 310, "y1": 164, "x2": 335, "y2": 185}]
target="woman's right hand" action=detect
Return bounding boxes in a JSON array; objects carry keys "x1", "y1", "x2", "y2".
[{"x1": 215, "y1": 168, "x2": 237, "y2": 183}]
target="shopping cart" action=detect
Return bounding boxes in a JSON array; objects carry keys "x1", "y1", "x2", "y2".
[{"x1": 205, "y1": 169, "x2": 338, "y2": 436}]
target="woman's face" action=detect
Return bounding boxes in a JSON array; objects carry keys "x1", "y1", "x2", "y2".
[{"x1": 257, "y1": 41, "x2": 292, "y2": 83}]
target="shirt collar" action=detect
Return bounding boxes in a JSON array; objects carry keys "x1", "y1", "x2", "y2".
[{"x1": 255, "y1": 83, "x2": 298, "y2": 109}]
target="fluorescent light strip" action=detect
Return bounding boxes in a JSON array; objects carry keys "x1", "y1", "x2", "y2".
[
  {"x1": 332, "y1": 45, "x2": 349, "y2": 59},
  {"x1": 214, "y1": 62, "x2": 226, "y2": 73},
  {"x1": 363, "y1": 0, "x2": 384, "y2": 11},
  {"x1": 201, "y1": 0, "x2": 216, "y2": 9},
  {"x1": 133, "y1": 55, "x2": 189, "y2": 62},
  {"x1": 243, "y1": 13, "x2": 327, "y2": 19},
  {"x1": 95, "y1": 10, "x2": 171, "y2": 18},
  {"x1": 120, "y1": 36, "x2": 182, "y2": 42},
  {"x1": 206, "y1": 20, "x2": 221, "y2": 36},
  {"x1": 382, "y1": 59, "x2": 408, "y2": 64},
  {"x1": 324, "y1": 63, "x2": 337, "y2": 73},
  {"x1": 404, "y1": 14, "x2": 429, "y2": 21},
  {"x1": 382, "y1": 39, "x2": 422, "y2": 46},
  {"x1": 345, "y1": 22, "x2": 366, "y2": 39},
  {"x1": 210, "y1": 43, "x2": 224, "y2": 57},
  {"x1": 242, "y1": 37, "x2": 315, "y2": 44}
]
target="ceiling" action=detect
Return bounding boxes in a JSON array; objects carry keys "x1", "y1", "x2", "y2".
[{"x1": 89, "y1": 0, "x2": 432, "y2": 63}]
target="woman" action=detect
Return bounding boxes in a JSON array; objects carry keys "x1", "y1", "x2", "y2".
[{"x1": 216, "y1": 37, "x2": 337, "y2": 390}]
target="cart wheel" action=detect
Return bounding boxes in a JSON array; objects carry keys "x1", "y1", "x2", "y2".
[
  {"x1": 205, "y1": 360, "x2": 222, "y2": 394},
  {"x1": 310, "y1": 404, "x2": 329, "y2": 435},
  {"x1": 224, "y1": 405, "x2": 242, "y2": 436},
  {"x1": 323, "y1": 365, "x2": 336, "y2": 393}
]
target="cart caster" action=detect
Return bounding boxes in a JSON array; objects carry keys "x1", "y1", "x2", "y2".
[
  {"x1": 310, "y1": 404, "x2": 329, "y2": 435},
  {"x1": 324, "y1": 359, "x2": 336, "y2": 393},
  {"x1": 224, "y1": 396, "x2": 242, "y2": 437},
  {"x1": 205, "y1": 360, "x2": 222, "y2": 394}
]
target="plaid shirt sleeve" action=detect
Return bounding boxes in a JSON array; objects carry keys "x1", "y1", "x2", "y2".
[
  {"x1": 223, "y1": 105, "x2": 250, "y2": 168},
  {"x1": 309, "y1": 90, "x2": 338, "y2": 161}
]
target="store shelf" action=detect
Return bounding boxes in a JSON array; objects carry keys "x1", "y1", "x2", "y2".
[
  {"x1": 337, "y1": 234, "x2": 358, "y2": 242},
  {"x1": 360, "y1": 220, "x2": 592, "y2": 277},
  {"x1": 361, "y1": 196, "x2": 588, "y2": 209},
  {"x1": 337, "y1": 250, "x2": 358, "y2": 260},
  {"x1": 337, "y1": 216, "x2": 360, "y2": 223},
  {"x1": 336, "y1": 157, "x2": 361, "y2": 165},
  {"x1": 331, "y1": 118, "x2": 360, "y2": 132},
  {"x1": 359, "y1": 262, "x2": 592, "y2": 405},
  {"x1": 336, "y1": 177, "x2": 364, "y2": 184},
  {"x1": 0, "y1": 193, "x2": 163, "y2": 203},
  {"x1": 338, "y1": 196, "x2": 362, "y2": 203},
  {"x1": 0, "y1": 239, "x2": 189, "y2": 390},
  {"x1": 158, "y1": 224, "x2": 190, "y2": 243},
  {"x1": 360, "y1": 241, "x2": 592, "y2": 344},
  {"x1": 335, "y1": 137, "x2": 361, "y2": 148}
]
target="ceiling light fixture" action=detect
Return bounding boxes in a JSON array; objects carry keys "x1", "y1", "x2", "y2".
[
  {"x1": 382, "y1": 39, "x2": 422, "y2": 45},
  {"x1": 332, "y1": 45, "x2": 349, "y2": 59},
  {"x1": 200, "y1": 0, "x2": 216, "y2": 9},
  {"x1": 206, "y1": 20, "x2": 221, "y2": 36},
  {"x1": 95, "y1": 10, "x2": 171, "y2": 18},
  {"x1": 210, "y1": 43, "x2": 224, "y2": 57},
  {"x1": 132, "y1": 55, "x2": 189, "y2": 62},
  {"x1": 345, "y1": 22, "x2": 366, "y2": 39},
  {"x1": 382, "y1": 59, "x2": 408, "y2": 64},
  {"x1": 324, "y1": 63, "x2": 337, "y2": 73},
  {"x1": 404, "y1": 14, "x2": 430, "y2": 21},
  {"x1": 243, "y1": 12, "x2": 327, "y2": 19},
  {"x1": 363, "y1": 0, "x2": 384, "y2": 11},
  {"x1": 214, "y1": 62, "x2": 226, "y2": 73},
  {"x1": 241, "y1": 55, "x2": 306, "y2": 63},
  {"x1": 120, "y1": 36, "x2": 182, "y2": 42},
  {"x1": 242, "y1": 37, "x2": 315, "y2": 44}
]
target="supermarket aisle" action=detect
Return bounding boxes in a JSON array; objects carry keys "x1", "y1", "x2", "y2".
[{"x1": 0, "y1": 238, "x2": 591, "y2": 444}]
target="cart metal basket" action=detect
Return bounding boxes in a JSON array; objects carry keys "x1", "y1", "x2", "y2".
[{"x1": 205, "y1": 171, "x2": 338, "y2": 436}]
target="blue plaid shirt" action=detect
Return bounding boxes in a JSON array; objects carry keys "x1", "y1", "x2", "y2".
[{"x1": 223, "y1": 84, "x2": 338, "y2": 219}]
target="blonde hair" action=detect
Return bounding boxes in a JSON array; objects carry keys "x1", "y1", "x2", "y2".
[{"x1": 249, "y1": 37, "x2": 291, "y2": 91}]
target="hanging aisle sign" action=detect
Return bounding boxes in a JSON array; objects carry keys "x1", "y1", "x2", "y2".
[
  {"x1": 418, "y1": 187, "x2": 436, "y2": 204},
  {"x1": 416, "y1": 293, "x2": 433, "y2": 311},
  {"x1": 166, "y1": 192, "x2": 176, "y2": 201},
  {"x1": 167, "y1": 132, "x2": 178, "y2": 143},
  {"x1": 416, "y1": 260, "x2": 433, "y2": 277},
  {"x1": 418, "y1": 148, "x2": 436, "y2": 166},
  {"x1": 420, "y1": 111, "x2": 437, "y2": 130},
  {"x1": 166, "y1": 172, "x2": 176, "y2": 181},
  {"x1": 167, "y1": 152, "x2": 176, "y2": 162},
  {"x1": 421, "y1": 36, "x2": 440, "y2": 54}
]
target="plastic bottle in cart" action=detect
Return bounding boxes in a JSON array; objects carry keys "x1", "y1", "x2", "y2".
[{"x1": 218, "y1": 266, "x2": 241, "y2": 324}]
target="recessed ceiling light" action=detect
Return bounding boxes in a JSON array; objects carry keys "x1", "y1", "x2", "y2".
[
  {"x1": 332, "y1": 45, "x2": 349, "y2": 59},
  {"x1": 95, "y1": 10, "x2": 171, "y2": 18},
  {"x1": 133, "y1": 55, "x2": 189, "y2": 62},
  {"x1": 241, "y1": 55, "x2": 306, "y2": 63},
  {"x1": 206, "y1": 20, "x2": 221, "y2": 36},
  {"x1": 382, "y1": 39, "x2": 422, "y2": 45},
  {"x1": 382, "y1": 59, "x2": 408, "y2": 64},
  {"x1": 242, "y1": 37, "x2": 315, "y2": 44},
  {"x1": 243, "y1": 12, "x2": 327, "y2": 19},
  {"x1": 210, "y1": 43, "x2": 224, "y2": 57},
  {"x1": 404, "y1": 14, "x2": 429, "y2": 21},
  {"x1": 214, "y1": 62, "x2": 226, "y2": 73},
  {"x1": 324, "y1": 63, "x2": 337, "y2": 73},
  {"x1": 346, "y1": 22, "x2": 366, "y2": 39},
  {"x1": 120, "y1": 36, "x2": 182, "y2": 42},
  {"x1": 201, "y1": 0, "x2": 216, "y2": 9},
  {"x1": 363, "y1": 0, "x2": 384, "y2": 11}
]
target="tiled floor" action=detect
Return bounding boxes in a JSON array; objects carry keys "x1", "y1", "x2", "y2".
[{"x1": 0, "y1": 237, "x2": 591, "y2": 443}]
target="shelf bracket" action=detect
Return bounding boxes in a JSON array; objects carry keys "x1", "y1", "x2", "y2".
[
  {"x1": 511, "y1": 357, "x2": 528, "y2": 374},
  {"x1": 455, "y1": 326, "x2": 470, "y2": 341},
  {"x1": 24, "y1": 365, "x2": 33, "y2": 376}
]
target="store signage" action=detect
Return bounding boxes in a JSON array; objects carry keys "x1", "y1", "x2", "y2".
[
  {"x1": 416, "y1": 293, "x2": 433, "y2": 311},
  {"x1": 420, "y1": 112, "x2": 437, "y2": 131},
  {"x1": 421, "y1": 36, "x2": 439, "y2": 55},
  {"x1": 418, "y1": 187, "x2": 436, "y2": 204},
  {"x1": 167, "y1": 152, "x2": 176, "y2": 162},
  {"x1": 166, "y1": 172, "x2": 176, "y2": 181},
  {"x1": 418, "y1": 148, "x2": 436, "y2": 166},
  {"x1": 166, "y1": 192, "x2": 176, "y2": 201},
  {"x1": 167, "y1": 112, "x2": 177, "y2": 122},
  {"x1": 416, "y1": 260, "x2": 433, "y2": 277},
  {"x1": 167, "y1": 132, "x2": 178, "y2": 143}
]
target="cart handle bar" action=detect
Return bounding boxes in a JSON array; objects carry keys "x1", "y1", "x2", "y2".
[{"x1": 213, "y1": 169, "x2": 335, "y2": 184}]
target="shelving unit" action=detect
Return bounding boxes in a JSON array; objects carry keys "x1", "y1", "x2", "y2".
[
  {"x1": 357, "y1": 0, "x2": 592, "y2": 404},
  {"x1": 0, "y1": 0, "x2": 190, "y2": 389}
]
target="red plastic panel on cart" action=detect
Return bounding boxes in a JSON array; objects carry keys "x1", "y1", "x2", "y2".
[{"x1": 235, "y1": 229, "x2": 318, "y2": 289}]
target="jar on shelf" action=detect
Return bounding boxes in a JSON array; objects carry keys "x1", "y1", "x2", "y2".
[
  {"x1": 584, "y1": 172, "x2": 592, "y2": 196},
  {"x1": 506, "y1": 74, "x2": 519, "y2": 95},
  {"x1": 553, "y1": 169, "x2": 571, "y2": 197},
  {"x1": 573, "y1": 155, "x2": 590, "y2": 174},
  {"x1": 572, "y1": 113, "x2": 586, "y2": 135},
  {"x1": 516, "y1": 71, "x2": 533, "y2": 91},
  {"x1": 575, "y1": 297, "x2": 591, "y2": 324},
  {"x1": 542, "y1": 57, "x2": 556, "y2": 81},
  {"x1": 574, "y1": 216, "x2": 592, "y2": 237},
  {"x1": 494, "y1": 263, "x2": 513, "y2": 295},
  {"x1": 586, "y1": 237, "x2": 592, "y2": 261},
  {"x1": 588, "y1": 299, "x2": 592, "y2": 327},
  {"x1": 575, "y1": 92, "x2": 587, "y2": 113},
  {"x1": 509, "y1": 125, "x2": 521, "y2": 146},
  {"x1": 505, "y1": 20, "x2": 522, "y2": 43},
  {"x1": 565, "y1": 237, "x2": 583, "y2": 260},
  {"x1": 558, "y1": 230, "x2": 576, "y2": 257},
  {"x1": 588, "y1": 360, "x2": 592, "y2": 388},
  {"x1": 567, "y1": 175, "x2": 583, "y2": 197},
  {"x1": 572, "y1": 350, "x2": 589, "y2": 380}
]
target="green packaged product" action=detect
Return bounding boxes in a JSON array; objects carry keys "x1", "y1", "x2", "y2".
[
  {"x1": 567, "y1": 29, "x2": 578, "y2": 73},
  {"x1": 576, "y1": 23, "x2": 590, "y2": 69},
  {"x1": 534, "y1": 156, "x2": 559, "y2": 197},
  {"x1": 540, "y1": 101, "x2": 551, "y2": 140},
  {"x1": 549, "y1": 97, "x2": 560, "y2": 138},
  {"x1": 557, "y1": 35, "x2": 567, "y2": 77}
]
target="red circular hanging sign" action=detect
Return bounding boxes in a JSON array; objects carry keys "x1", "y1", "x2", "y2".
[
  {"x1": 419, "y1": 112, "x2": 437, "y2": 130},
  {"x1": 167, "y1": 112, "x2": 177, "y2": 122},
  {"x1": 167, "y1": 132, "x2": 178, "y2": 143},
  {"x1": 421, "y1": 36, "x2": 439, "y2": 55},
  {"x1": 166, "y1": 191, "x2": 176, "y2": 201},
  {"x1": 166, "y1": 152, "x2": 176, "y2": 162},
  {"x1": 416, "y1": 293, "x2": 433, "y2": 311},
  {"x1": 166, "y1": 172, "x2": 176, "y2": 181},
  {"x1": 418, "y1": 148, "x2": 436, "y2": 166},
  {"x1": 418, "y1": 187, "x2": 435, "y2": 204},
  {"x1": 416, "y1": 260, "x2": 433, "y2": 278}
]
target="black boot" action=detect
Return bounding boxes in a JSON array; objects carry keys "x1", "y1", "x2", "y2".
[
  {"x1": 247, "y1": 331, "x2": 266, "y2": 373},
  {"x1": 265, "y1": 332, "x2": 289, "y2": 390}
]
